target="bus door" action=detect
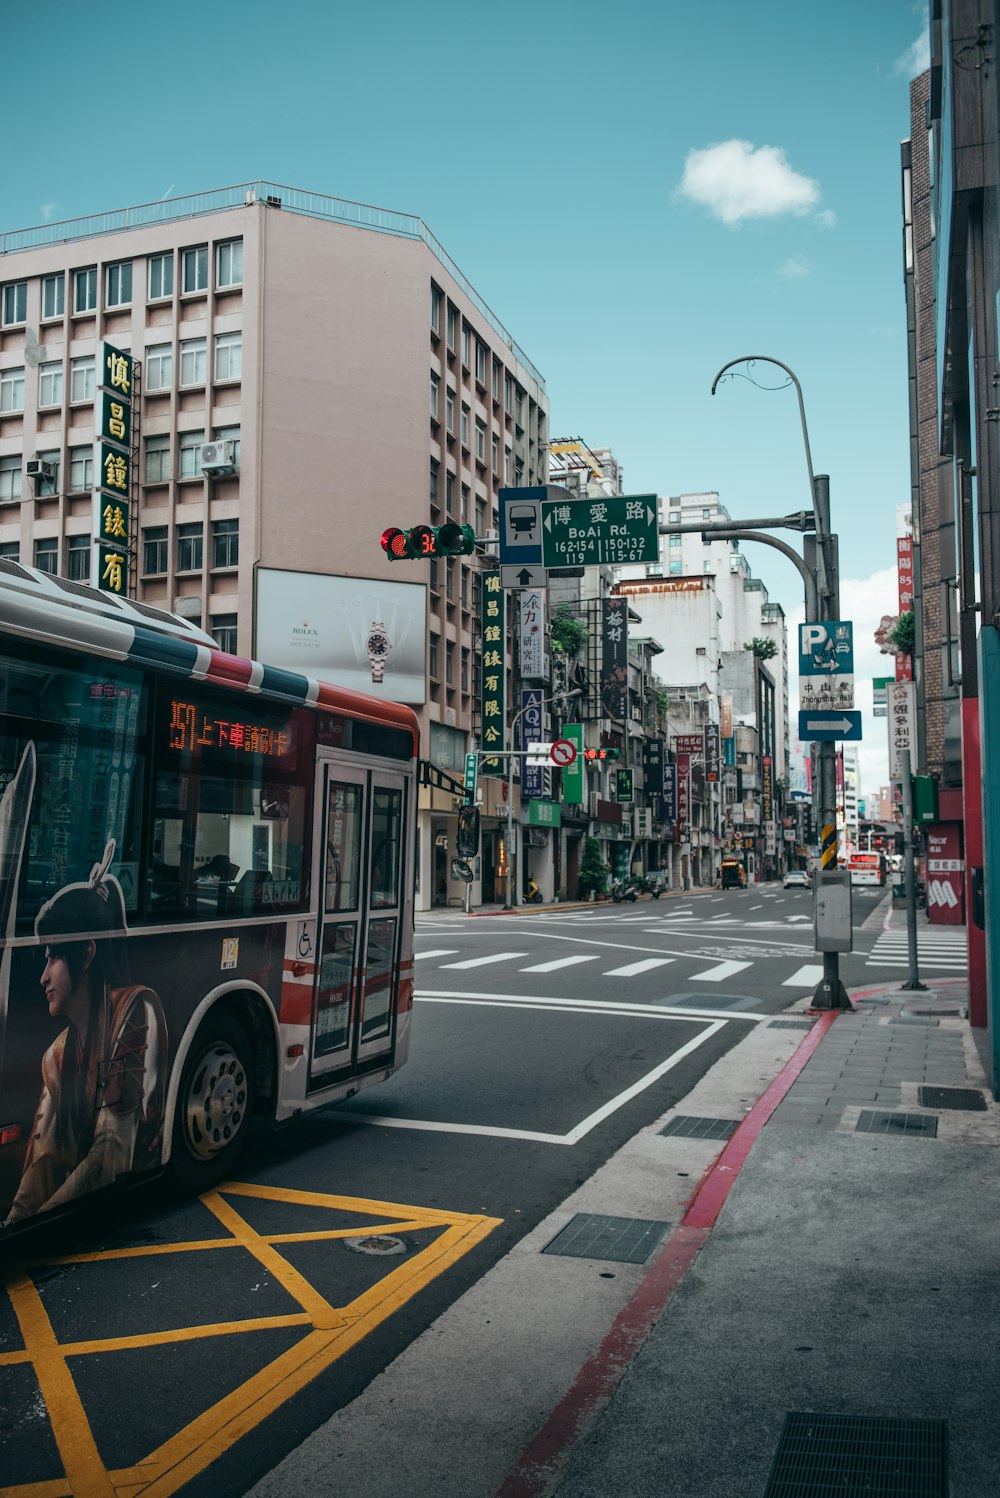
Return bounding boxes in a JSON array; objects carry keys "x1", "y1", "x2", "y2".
[{"x1": 308, "y1": 756, "x2": 408, "y2": 1085}]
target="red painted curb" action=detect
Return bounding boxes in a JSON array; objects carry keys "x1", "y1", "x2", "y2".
[{"x1": 495, "y1": 1011, "x2": 844, "y2": 1497}]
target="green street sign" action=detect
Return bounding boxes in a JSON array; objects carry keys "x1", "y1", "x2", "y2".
[
  {"x1": 541, "y1": 494, "x2": 659, "y2": 568},
  {"x1": 464, "y1": 752, "x2": 478, "y2": 800},
  {"x1": 561, "y1": 723, "x2": 584, "y2": 804},
  {"x1": 528, "y1": 800, "x2": 561, "y2": 827}
]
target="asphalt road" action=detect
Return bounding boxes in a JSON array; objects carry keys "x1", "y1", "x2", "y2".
[{"x1": 0, "y1": 883, "x2": 965, "y2": 1498}]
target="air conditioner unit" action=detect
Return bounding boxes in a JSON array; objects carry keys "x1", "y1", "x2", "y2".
[
  {"x1": 483, "y1": 528, "x2": 499, "y2": 543},
  {"x1": 588, "y1": 790, "x2": 601, "y2": 818},
  {"x1": 25, "y1": 459, "x2": 55, "y2": 480},
  {"x1": 199, "y1": 441, "x2": 236, "y2": 475}
]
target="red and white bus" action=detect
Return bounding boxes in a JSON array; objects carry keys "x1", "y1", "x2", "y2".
[
  {"x1": 0, "y1": 562, "x2": 418, "y2": 1233},
  {"x1": 847, "y1": 851, "x2": 886, "y2": 887}
]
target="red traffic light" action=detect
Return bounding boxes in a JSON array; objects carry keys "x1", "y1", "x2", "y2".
[
  {"x1": 381, "y1": 526, "x2": 410, "y2": 561},
  {"x1": 381, "y1": 522, "x2": 476, "y2": 561},
  {"x1": 584, "y1": 748, "x2": 621, "y2": 761}
]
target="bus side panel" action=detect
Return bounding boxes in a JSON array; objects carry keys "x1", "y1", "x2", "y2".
[{"x1": 0, "y1": 922, "x2": 284, "y2": 1229}]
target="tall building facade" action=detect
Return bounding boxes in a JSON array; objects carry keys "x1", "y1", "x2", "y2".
[{"x1": 0, "y1": 182, "x2": 549, "y2": 912}]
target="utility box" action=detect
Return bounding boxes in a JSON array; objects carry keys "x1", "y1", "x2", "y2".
[
  {"x1": 814, "y1": 869, "x2": 853, "y2": 953},
  {"x1": 912, "y1": 775, "x2": 940, "y2": 823}
]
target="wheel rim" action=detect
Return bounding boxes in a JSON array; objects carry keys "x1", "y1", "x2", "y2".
[{"x1": 182, "y1": 1040, "x2": 248, "y2": 1161}]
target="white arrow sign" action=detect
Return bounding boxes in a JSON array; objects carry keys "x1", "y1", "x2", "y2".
[{"x1": 805, "y1": 716, "x2": 855, "y2": 733}]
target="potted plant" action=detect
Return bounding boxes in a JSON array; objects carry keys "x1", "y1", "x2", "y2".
[{"x1": 578, "y1": 836, "x2": 610, "y2": 901}]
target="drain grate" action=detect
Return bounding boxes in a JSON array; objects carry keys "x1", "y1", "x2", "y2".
[
  {"x1": 542, "y1": 1213, "x2": 669, "y2": 1264},
  {"x1": 890, "y1": 1015, "x2": 939, "y2": 1028},
  {"x1": 769, "y1": 1019, "x2": 814, "y2": 1030},
  {"x1": 764, "y1": 1411, "x2": 948, "y2": 1496},
  {"x1": 856, "y1": 1110, "x2": 938, "y2": 1138},
  {"x1": 917, "y1": 1085, "x2": 987, "y2": 1111},
  {"x1": 660, "y1": 1115, "x2": 738, "y2": 1141}
]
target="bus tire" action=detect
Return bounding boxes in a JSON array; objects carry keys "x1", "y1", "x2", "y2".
[{"x1": 167, "y1": 1010, "x2": 255, "y2": 1194}]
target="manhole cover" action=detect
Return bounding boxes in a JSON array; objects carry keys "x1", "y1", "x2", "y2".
[
  {"x1": 542, "y1": 1213, "x2": 669, "y2": 1264},
  {"x1": 917, "y1": 1086, "x2": 987, "y2": 1111},
  {"x1": 764, "y1": 1411, "x2": 948, "y2": 1496},
  {"x1": 855, "y1": 1110, "x2": 938, "y2": 1138},
  {"x1": 660, "y1": 1115, "x2": 738, "y2": 1141},
  {"x1": 343, "y1": 1234, "x2": 408, "y2": 1256}
]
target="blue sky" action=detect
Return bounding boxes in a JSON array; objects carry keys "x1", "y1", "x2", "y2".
[{"x1": 2, "y1": 0, "x2": 929, "y2": 790}]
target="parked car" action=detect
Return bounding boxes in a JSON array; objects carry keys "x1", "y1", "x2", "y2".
[{"x1": 783, "y1": 870, "x2": 812, "y2": 890}]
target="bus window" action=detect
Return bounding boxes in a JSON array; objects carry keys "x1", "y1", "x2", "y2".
[
  {"x1": 314, "y1": 922, "x2": 356, "y2": 1055},
  {"x1": 325, "y1": 783, "x2": 362, "y2": 912},
  {"x1": 361, "y1": 916, "x2": 396, "y2": 1040},
  {"x1": 370, "y1": 787, "x2": 402, "y2": 908}
]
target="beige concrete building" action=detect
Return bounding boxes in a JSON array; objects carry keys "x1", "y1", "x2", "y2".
[{"x1": 0, "y1": 181, "x2": 549, "y2": 909}]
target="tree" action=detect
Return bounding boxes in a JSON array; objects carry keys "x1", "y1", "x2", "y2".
[
  {"x1": 888, "y1": 611, "x2": 915, "y2": 658},
  {"x1": 550, "y1": 603, "x2": 588, "y2": 658},
  {"x1": 577, "y1": 836, "x2": 610, "y2": 898},
  {"x1": 744, "y1": 636, "x2": 778, "y2": 661}
]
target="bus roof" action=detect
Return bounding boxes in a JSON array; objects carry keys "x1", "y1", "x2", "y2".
[{"x1": 0, "y1": 559, "x2": 419, "y2": 753}]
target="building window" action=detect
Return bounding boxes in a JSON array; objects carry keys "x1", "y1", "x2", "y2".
[
  {"x1": 178, "y1": 431, "x2": 205, "y2": 479},
  {"x1": 504, "y1": 446, "x2": 511, "y2": 483},
  {"x1": 476, "y1": 496, "x2": 486, "y2": 535},
  {"x1": 492, "y1": 358, "x2": 502, "y2": 402},
  {"x1": 38, "y1": 361, "x2": 63, "y2": 409},
  {"x1": 105, "y1": 262, "x2": 132, "y2": 308},
  {"x1": 429, "y1": 457, "x2": 439, "y2": 509},
  {"x1": 446, "y1": 387, "x2": 455, "y2": 434},
  {"x1": 669, "y1": 559, "x2": 682, "y2": 575},
  {"x1": 428, "y1": 557, "x2": 438, "y2": 593},
  {"x1": 461, "y1": 483, "x2": 470, "y2": 522},
  {"x1": 445, "y1": 640, "x2": 455, "y2": 686},
  {"x1": 211, "y1": 613, "x2": 238, "y2": 653},
  {"x1": 461, "y1": 324, "x2": 471, "y2": 368},
  {"x1": 144, "y1": 433, "x2": 170, "y2": 485},
  {"x1": 143, "y1": 525, "x2": 168, "y2": 574},
  {"x1": 70, "y1": 355, "x2": 95, "y2": 403},
  {"x1": 36, "y1": 451, "x2": 59, "y2": 497},
  {"x1": 148, "y1": 253, "x2": 174, "y2": 300},
  {"x1": 491, "y1": 433, "x2": 499, "y2": 473},
  {"x1": 74, "y1": 267, "x2": 98, "y2": 313},
  {"x1": 446, "y1": 303, "x2": 457, "y2": 350},
  {"x1": 515, "y1": 389, "x2": 524, "y2": 426},
  {"x1": 34, "y1": 538, "x2": 58, "y2": 575},
  {"x1": 213, "y1": 331, "x2": 242, "y2": 382},
  {"x1": 668, "y1": 510, "x2": 681, "y2": 523},
  {"x1": 430, "y1": 370, "x2": 439, "y2": 421},
  {"x1": 179, "y1": 338, "x2": 207, "y2": 387},
  {"x1": 446, "y1": 558, "x2": 455, "y2": 601},
  {"x1": 145, "y1": 343, "x2": 172, "y2": 392},
  {"x1": 0, "y1": 366, "x2": 25, "y2": 413},
  {"x1": 475, "y1": 420, "x2": 486, "y2": 463},
  {"x1": 702, "y1": 507, "x2": 712, "y2": 519},
  {"x1": 461, "y1": 404, "x2": 469, "y2": 447},
  {"x1": 212, "y1": 518, "x2": 239, "y2": 569},
  {"x1": 514, "y1": 456, "x2": 524, "y2": 485},
  {"x1": 182, "y1": 245, "x2": 209, "y2": 294},
  {"x1": 504, "y1": 373, "x2": 513, "y2": 413},
  {"x1": 176, "y1": 522, "x2": 203, "y2": 572},
  {"x1": 430, "y1": 281, "x2": 442, "y2": 334},
  {"x1": 445, "y1": 472, "x2": 455, "y2": 517},
  {"x1": 0, "y1": 542, "x2": 19, "y2": 561},
  {"x1": 475, "y1": 341, "x2": 487, "y2": 386},
  {"x1": 0, "y1": 454, "x2": 22, "y2": 503},
  {"x1": 216, "y1": 239, "x2": 243, "y2": 289},
  {"x1": 461, "y1": 567, "x2": 468, "y2": 610},
  {"x1": 461, "y1": 646, "x2": 469, "y2": 692},
  {"x1": 66, "y1": 534, "x2": 90, "y2": 581},
  {"x1": 213, "y1": 424, "x2": 241, "y2": 470},
  {"x1": 429, "y1": 633, "x2": 439, "y2": 679},
  {"x1": 670, "y1": 534, "x2": 681, "y2": 548},
  {"x1": 42, "y1": 274, "x2": 64, "y2": 321},
  {"x1": 2, "y1": 282, "x2": 27, "y2": 326},
  {"x1": 69, "y1": 445, "x2": 93, "y2": 492},
  {"x1": 704, "y1": 560, "x2": 712, "y2": 573}
]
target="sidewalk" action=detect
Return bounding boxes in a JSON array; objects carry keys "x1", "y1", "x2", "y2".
[{"x1": 501, "y1": 973, "x2": 1000, "y2": 1498}]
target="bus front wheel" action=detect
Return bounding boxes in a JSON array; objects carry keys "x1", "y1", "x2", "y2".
[{"x1": 168, "y1": 1011, "x2": 255, "y2": 1193}]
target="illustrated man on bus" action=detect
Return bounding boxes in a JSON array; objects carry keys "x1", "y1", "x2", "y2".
[{"x1": 3, "y1": 839, "x2": 168, "y2": 1228}]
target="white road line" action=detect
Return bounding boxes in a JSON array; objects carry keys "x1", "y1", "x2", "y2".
[
  {"x1": 520, "y1": 954, "x2": 602, "y2": 973},
  {"x1": 416, "y1": 949, "x2": 460, "y2": 961},
  {"x1": 690, "y1": 960, "x2": 752, "y2": 982},
  {"x1": 415, "y1": 989, "x2": 768, "y2": 1021},
  {"x1": 603, "y1": 957, "x2": 677, "y2": 977},
  {"x1": 783, "y1": 964, "x2": 824, "y2": 987},
  {"x1": 751, "y1": 904, "x2": 763, "y2": 910},
  {"x1": 439, "y1": 952, "x2": 528, "y2": 969}
]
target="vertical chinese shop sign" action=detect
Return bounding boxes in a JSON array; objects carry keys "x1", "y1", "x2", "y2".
[
  {"x1": 602, "y1": 598, "x2": 629, "y2": 719},
  {"x1": 561, "y1": 723, "x2": 584, "y2": 804},
  {"x1": 480, "y1": 572, "x2": 506, "y2": 776},
  {"x1": 93, "y1": 340, "x2": 135, "y2": 596}
]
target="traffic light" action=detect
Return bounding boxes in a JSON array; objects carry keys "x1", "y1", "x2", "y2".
[
  {"x1": 584, "y1": 748, "x2": 621, "y2": 761},
  {"x1": 380, "y1": 523, "x2": 476, "y2": 561}
]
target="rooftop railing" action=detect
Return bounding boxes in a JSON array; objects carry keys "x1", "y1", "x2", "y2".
[{"x1": 0, "y1": 179, "x2": 545, "y2": 392}]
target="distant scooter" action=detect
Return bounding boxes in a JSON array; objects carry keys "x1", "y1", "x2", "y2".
[
  {"x1": 524, "y1": 876, "x2": 544, "y2": 904},
  {"x1": 634, "y1": 873, "x2": 663, "y2": 898},
  {"x1": 611, "y1": 877, "x2": 638, "y2": 904}
]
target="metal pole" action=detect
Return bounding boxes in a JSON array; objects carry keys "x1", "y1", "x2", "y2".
[
  {"x1": 505, "y1": 725, "x2": 517, "y2": 911},
  {"x1": 899, "y1": 748, "x2": 926, "y2": 991}
]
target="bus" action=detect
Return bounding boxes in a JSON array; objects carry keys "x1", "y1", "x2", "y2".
[
  {"x1": 0, "y1": 561, "x2": 418, "y2": 1233},
  {"x1": 847, "y1": 851, "x2": 886, "y2": 887}
]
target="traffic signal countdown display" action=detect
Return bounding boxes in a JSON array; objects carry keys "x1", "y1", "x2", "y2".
[
  {"x1": 381, "y1": 522, "x2": 475, "y2": 561},
  {"x1": 584, "y1": 748, "x2": 621, "y2": 761}
]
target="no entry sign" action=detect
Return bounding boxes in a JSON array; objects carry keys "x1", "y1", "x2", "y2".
[{"x1": 550, "y1": 738, "x2": 577, "y2": 767}]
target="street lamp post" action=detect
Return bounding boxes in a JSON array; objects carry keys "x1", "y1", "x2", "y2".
[
  {"x1": 711, "y1": 356, "x2": 851, "y2": 1011},
  {"x1": 504, "y1": 689, "x2": 581, "y2": 910}
]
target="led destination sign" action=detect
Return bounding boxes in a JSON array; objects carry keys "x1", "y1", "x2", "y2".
[{"x1": 168, "y1": 699, "x2": 294, "y2": 758}]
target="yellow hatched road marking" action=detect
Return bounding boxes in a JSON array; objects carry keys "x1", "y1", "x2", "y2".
[{"x1": 0, "y1": 1185, "x2": 501, "y2": 1498}]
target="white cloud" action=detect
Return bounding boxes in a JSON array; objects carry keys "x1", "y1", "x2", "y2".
[
  {"x1": 677, "y1": 139, "x2": 822, "y2": 226},
  {"x1": 815, "y1": 209, "x2": 837, "y2": 229},
  {"x1": 788, "y1": 566, "x2": 900, "y2": 796},
  {"x1": 779, "y1": 255, "x2": 810, "y2": 280},
  {"x1": 39, "y1": 201, "x2": 59, "y2": 222},
  {"x1": 894, "y1": 30, "x2": 930, "y2": 76}
]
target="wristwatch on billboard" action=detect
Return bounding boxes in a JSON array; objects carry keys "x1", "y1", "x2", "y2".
[{"x1": 367, "y1": 621, "x2": 391, "y2": 682}]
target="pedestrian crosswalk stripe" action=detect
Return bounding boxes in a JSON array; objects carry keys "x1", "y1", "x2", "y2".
[
  {"x1": 783, "y1": 964, "x2": 824, "y2": 987},
  {"x1": 520, "y1": 955, "x2": 602, "y2": 973},
  {"x1": 439, "y1": 952, "x2": 529, "y2": 970},
  {"x1": 604, "y1": 958, "x2": 677, "y2": 977},
  {"x1": 416, "y1": 949, "x2": 460, "y2": 961},
  {"x1": 691, "y1": 960, "x2": 752, "y2": 983}
]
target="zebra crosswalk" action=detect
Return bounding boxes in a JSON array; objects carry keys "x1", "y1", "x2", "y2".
[
  {"x1": 415, "y1": 947, "x2": 819, "y2": 987},
  {"x1": 865, "y1": 929, "x2": 967, "y2": 971}
]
